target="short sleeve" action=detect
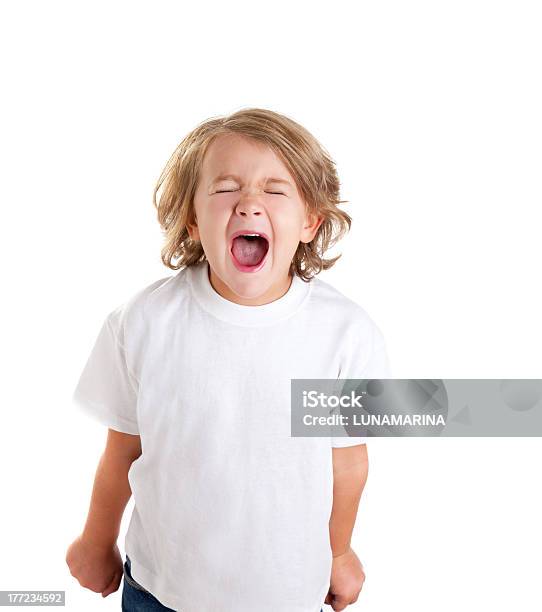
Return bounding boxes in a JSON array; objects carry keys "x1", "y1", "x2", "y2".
[
  {"x1": 331, "y1": 322, "x2": 392, "y2": 448},
  {"x1": 72, "y1": 306, "x2": 140, "y2": 435}
]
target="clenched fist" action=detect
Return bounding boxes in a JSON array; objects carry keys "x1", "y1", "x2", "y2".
[
  {"x1": 65, "y1": 535, "x2": 123, "y2": 598},
  {"x1": 324, "y1": 547, "x2": 365, "y2": 611}
]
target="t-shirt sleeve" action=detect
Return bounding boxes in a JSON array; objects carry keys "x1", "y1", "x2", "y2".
[
  {"x1": 72, "y1": 306, "x2": 140, "y2": 435},
  {"x1": 331, "y1": 321, "x2": 392, "y2": 448}
]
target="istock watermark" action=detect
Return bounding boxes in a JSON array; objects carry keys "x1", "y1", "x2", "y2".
[{"x1": 291, "y1": 379, "x2": 542, "y2": 437}]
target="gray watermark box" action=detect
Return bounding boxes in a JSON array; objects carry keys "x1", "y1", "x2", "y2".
[
  {"x1": 0, "y1": 592, "x2": 65, "y2": 606},
  {"x1": 291, "y1": 379, "x2": 542, "y2": 437}
]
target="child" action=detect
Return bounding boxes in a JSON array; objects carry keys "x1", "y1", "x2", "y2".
[{"x1": 66, "y1": 107, "x2": 392, "y2": 612}]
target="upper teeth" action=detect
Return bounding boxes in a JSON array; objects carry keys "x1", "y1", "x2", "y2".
[{"x1": 242, "y1": 233, "x2": 259, "y2": 237}]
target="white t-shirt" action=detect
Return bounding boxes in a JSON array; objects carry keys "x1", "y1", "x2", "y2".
[{"x1": 72, "y1": 260, "x2": 392, "y2": 612}]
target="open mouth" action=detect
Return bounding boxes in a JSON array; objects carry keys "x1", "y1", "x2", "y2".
[{"x1": 230, "y1": 233, "x2": 270, "y2": 271}]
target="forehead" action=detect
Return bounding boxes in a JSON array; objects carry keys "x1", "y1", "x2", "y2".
[{"x1": 201, "y1": 133, "x2": 294, "y2": 185}]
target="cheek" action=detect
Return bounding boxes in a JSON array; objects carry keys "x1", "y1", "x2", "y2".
[
  {"x1": 270, "y1": 206, "x2": 305, "y2": 241},
  {"x1": 197, "y1": 199, "x2": 230, "y2": 227}
]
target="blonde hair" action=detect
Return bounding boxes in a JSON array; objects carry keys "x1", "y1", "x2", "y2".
[{"x1": 153, "y1": 107, "x2": 352, "y2": 281}]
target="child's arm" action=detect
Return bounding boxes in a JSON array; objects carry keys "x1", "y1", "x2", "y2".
[
  {"x1": 66, "y1": 429, "x2": 141, "y2": 598},
  {"x1": 325, "y1": 444, "x2": 369, "y2": 610}
]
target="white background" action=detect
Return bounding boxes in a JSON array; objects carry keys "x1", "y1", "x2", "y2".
[{"x1": 1, "y1": 1, "x2": 541, "y2": 610}]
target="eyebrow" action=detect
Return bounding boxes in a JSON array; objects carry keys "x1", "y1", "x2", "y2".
[{"x1": 210, "y1": 174, "x2": 292, "y2": 187}]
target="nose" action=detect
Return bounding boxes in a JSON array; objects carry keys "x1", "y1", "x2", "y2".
[{"x1": 234, "y1": 193, "x2": 263, "y2": 217}]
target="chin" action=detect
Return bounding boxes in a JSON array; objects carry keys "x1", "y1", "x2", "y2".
[{"x1": 226, "y1": 271, "x2": 275, "y2": 299}]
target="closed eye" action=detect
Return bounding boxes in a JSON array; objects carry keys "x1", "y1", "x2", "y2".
[{"x1": 215, "y1": 189, "x2": 285, "y2": 196}]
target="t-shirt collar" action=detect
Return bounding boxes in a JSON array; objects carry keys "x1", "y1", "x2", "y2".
[{"x1": 186, "y1": 260, "x2": 312, "y2": 327}]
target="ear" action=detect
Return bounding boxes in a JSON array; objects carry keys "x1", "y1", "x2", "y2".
[
  {"x1": 186, "y1": 211, "x2": 200, "y2": 242},
  {"x1": 300, "y1": 210, "x2": 324, "y2": 244}
]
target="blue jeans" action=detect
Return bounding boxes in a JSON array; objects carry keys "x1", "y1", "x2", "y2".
[
  {"x1": 122, "y1": 555, "x2": 175, "y2": 611},
  {"x1": 122, "y1": 555, "x2": 324, "y2": 611}
]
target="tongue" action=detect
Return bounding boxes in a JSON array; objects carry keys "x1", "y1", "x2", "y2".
[{"x1": 232, "y1": 236, "x2": 268, "y2": 266}]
